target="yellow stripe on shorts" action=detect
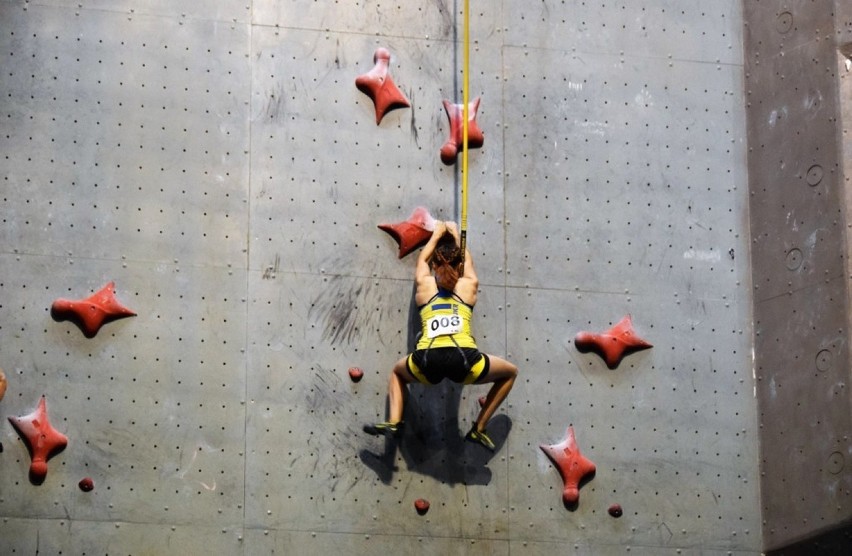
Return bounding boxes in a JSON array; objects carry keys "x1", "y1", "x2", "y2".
[
  {"x1": 463, "y1": 354, "x2": 487, "y2": 384},
  {"x1": 407, "y1": 353, "x2": 430, "y2": 384}
]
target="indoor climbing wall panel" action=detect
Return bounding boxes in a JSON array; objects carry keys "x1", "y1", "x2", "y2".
[
  {"x1": 1, "y1": 0, "x2": 765, "y2": 554},
  {"x1": 0, "y1": 2, "x2": 251, "y2": 553},
  {"x1": 503, "y1": 2, "x2": 758, "y2": 550}
]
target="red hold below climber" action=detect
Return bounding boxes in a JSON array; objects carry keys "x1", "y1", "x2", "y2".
[
  {"x1": 8, "y1": 396, "x2": 68, "y2": 484},
  {"x1": 51, "y1": 281, "x2": 136, "y2": 338},
  {"x1": 574, "y1": 314, "x2": 652, "y2": 369},
  {"x1": 348, "y1": 367, "x2": 364, "y2": 383},
  {"x1": 540, "y1": 425, "x2": 596, "y2": 507},
  {"x1": 414, "y1": 498, "x2": 430, "y2": 515}
]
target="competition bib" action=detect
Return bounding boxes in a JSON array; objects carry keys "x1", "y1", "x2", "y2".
[{"x1": 426, "y1": 314, "x2": 462, "y2": 338}]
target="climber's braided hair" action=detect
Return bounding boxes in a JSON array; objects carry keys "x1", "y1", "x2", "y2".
[{"x1": 429, "y1": 231, "x2": 463, "y2": 292}]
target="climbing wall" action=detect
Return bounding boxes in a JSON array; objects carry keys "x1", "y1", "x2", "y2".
[{"x1": 0, "y1": 1, "x2": 763, "y2": 554}]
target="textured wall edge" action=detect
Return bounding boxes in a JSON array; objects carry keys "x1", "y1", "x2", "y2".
[{"x1": 745, "y1": 1, "x2": 852, "y2": 552}]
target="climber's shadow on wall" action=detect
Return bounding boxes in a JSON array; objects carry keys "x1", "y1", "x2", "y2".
[{"x1": 360, "y1": 285, "x2": 512, "y2": 486}]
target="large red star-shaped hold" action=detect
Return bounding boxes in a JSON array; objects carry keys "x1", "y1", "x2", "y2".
[
  {"x1": 51, "y1": 281, "x2": 136, "y2": 338},
  {"x1": 355, "y1": 47, "x2": 411, "y2": 125},
  {"x1": 8, "y1": 396, "x2": 68, "y2": 484},
  {"x1": 377, "y1": 207, "x2": 436, "y2": 258},
  {"x1": 540, "y1": 426, "x2": 596, "y2": 506},
  {"x1": 574, "y1": 314, "x2": 653, "y2": 369},
  {"x1": 440, "y1": 97, "x2": 484, "y2": 165}
]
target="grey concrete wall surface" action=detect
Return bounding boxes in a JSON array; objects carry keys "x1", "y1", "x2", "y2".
[{"x1": 0, "y1": 1, "x2": 763, "y2": 554}]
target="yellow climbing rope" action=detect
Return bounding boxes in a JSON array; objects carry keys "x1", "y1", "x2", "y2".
[{"x1": 460, "y1": 0, "x2": 470, "y2": 267}]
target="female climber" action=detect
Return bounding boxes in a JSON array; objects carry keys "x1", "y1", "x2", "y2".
[{"x1": 368, "y1": 220, "x2": 518, "y2": 450}]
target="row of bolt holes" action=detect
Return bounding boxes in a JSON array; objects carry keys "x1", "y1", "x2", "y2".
[
  {"x1": 769, "y1": 153, "x2": 833, "y2": 379},
  {"x1": 783, "y1": 164, "x2": 823, "y2": 271}
]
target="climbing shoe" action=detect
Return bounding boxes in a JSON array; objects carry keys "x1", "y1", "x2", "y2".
[
  {"x1": 465, "y1": 426, "x2": 496, "y2": 451},
  {"x1": 364, "y1": 421, "x2": 403, "y2": 437}
]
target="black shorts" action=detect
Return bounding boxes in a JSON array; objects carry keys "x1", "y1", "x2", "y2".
[{"x1": 406, "y1": 347, "x2": 490, "y2": 385}]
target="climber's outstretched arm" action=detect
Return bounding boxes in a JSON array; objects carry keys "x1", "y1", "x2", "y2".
[
  {"x1": 444, "y1": 222, "x2": 477, "y2": 304},
  {"x1": 415, "y1": 221, "x2": 446, "y2": 285}
]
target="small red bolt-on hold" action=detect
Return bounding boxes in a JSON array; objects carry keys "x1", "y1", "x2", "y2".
[
  {"x1": 608, "y1": 504, "x2": 623, "y2": 518},
  {"x1": 79, "y1": 477, "x2": 95, "y2": 492},
  {"x1": 440, "y1": 97, "x2": 484, "y2": 165},
  {"x1": 477, "y1": 396, "x2": 487, "y2": 408},
  {"x1": 377, "y1": 207, "x2": 436, "y2": 258},
  {"x1": 51, "y1": 281, "x2": 136, "y2": 338},
  {"x1": 7, "y1": 396, "x2": 68, "y2": 484},
  {"x1": 574, "y1": 315, "x2": 652, "y2": 369},
  {"x1": 414, "y1": 498, "x2": 430, "y2": 515},
  {"x1": 540, "y1": 426, "x2": 596, "y2": 507},
  {"x1": 355, "y1": 47, "x2": 411, "y2": 125},
  {"x1": 348, "y1": 367, "x2": 364, "y2": 382}
]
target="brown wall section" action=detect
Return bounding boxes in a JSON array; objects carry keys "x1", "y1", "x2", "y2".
[
  {"x1": 744, "y1": 1, "x2": 852, "y2": 551},
  {"x1": 843, "y1": 2, "x2": 852, "y2": 315}
]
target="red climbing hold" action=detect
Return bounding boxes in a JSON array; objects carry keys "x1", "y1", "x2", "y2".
[
  {"x1": 608, "y1": 503, "x2": 623, "y2": 518},
  {"x1": 79, "y1": 477, "x2": 95, "y2": 492},
  {"x1": 414, "y1": 498, "x2": 430, "y2": 515},
  {"x1": 477, "y1": 396, "x2": 486, "y2": 408},
  {"x1": 51, "y1": 281, "x2": 136, "y2": 338},
  {"x1": 540, "y1": 426, "x2": 596, "y2": 506},
  {"x1": 377, "y1": 207, "x2": 436, "y2": 258},
  {"x1": 574, "y1": 315, "x2": 652, "y2": 369},
  {"x1": 355, "y1": 47, "x2": 411, "y2": 124},
  {"x1": 348, "y1": 367, "x2": 364, "y2": 383},
  {"x1": 8, "y1": 396, "x2": 68, "y2": 483},
  {"x1": 440, "y1": 97, "x2": 484, "y2": 165}
]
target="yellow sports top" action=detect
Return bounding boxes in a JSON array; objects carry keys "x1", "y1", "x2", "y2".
[{"x1": 416, "y1": 289, "x2": 477, "y2": 350}]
